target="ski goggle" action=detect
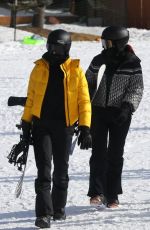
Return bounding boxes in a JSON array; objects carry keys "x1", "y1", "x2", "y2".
[
  {"x1": 101, "y1": 39, "x2": 113, "y2": 49},
  {"x1": 46, "y1": 43, "x2": 65, "y2": 56}
]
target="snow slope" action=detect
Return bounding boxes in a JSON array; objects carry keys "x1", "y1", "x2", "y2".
[{"x1": 0, "y1": 25, "x2": 150, "y2": 229}]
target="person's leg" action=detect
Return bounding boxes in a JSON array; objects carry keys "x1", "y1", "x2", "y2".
[
  {"x1": 106, "y1": 118, "x2": 131, "y2": 204},
  {"x1": 32, "y1": 122, "x2": 53, "y2": 218},
  {"x1": 88, "y1": 108, "x2": 108, "y2": 202},
  {"x1": 51, "y1": 121, "x2": 74, "y2": 219}
]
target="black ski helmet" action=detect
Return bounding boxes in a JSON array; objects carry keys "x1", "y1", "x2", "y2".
[
  {"x1": 101, "y1": 26, "x2": 129, "y2": 51},
  {"x1": 47, "y1": 29, "x2": 71, "y2": 56}
]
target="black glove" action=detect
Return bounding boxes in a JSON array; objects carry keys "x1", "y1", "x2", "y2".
[
  {"x1": 78, "y1": 126, "x2": 92, "y2": 150},
  {"x1": 115, "y1": 103, "x2": 132, "y2": 126},
  {"x1": 21, "y1": 120, "x2": 31, "y2": 142}
]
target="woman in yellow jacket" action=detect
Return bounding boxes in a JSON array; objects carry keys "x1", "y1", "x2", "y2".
[{"x1": 21, "y1": 29, "x2": 91, "y2": 228}]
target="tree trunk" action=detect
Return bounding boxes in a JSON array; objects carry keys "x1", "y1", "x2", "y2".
[
  {"x1": 32, "y1": 5, "x2": 45, "y2": 28},
  {"x1": 10, "y1": 6, "x2": 17, "y2": 28},
  {"x1": 70, "y1": 0, "x2": 75, "y2": 14},
  {"x1": 74, "y1": 0, "x2": 88, "y2": 17}
]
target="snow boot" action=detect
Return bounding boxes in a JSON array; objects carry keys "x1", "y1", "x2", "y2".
[
  {"x1": 107, "y1": 198, "x2": 119, "y2": 208},
  {"x1": 90, "y1": 194, "x2": 106, "y2": 207},
  {"x1": 53, "y1": 208, "x2": 66, "y2": 221},
  {"x1": 35, "y1": 215, "x2": 51, "y2": 228}
]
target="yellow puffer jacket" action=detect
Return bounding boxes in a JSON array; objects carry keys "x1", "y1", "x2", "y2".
[{"x1": 22, "y1": 57, "x2": 91, "y2": 127}]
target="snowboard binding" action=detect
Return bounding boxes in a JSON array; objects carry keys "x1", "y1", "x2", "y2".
[
  {"x1": 7, "y1": 135, "x2": 29, "y2": 171},
  {"x1": 7, "y1": 96, "x2": 30, "y2": 171}
]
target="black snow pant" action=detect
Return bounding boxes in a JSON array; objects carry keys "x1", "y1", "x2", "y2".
[
  {"x1": 88, "y1": 106, "x2": 131, "y2": 200},
  {"x1": 32, "y1": 118, "x2": 74, "y2": 217}
]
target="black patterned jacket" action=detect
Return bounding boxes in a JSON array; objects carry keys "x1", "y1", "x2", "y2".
[{"x1": 86, "y1": 46, "x2": 144, "y2": 112}]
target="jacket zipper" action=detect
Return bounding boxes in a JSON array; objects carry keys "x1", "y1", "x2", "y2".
[{"x1": 61, "y1": 64, "x2": 70, "y2": 126}]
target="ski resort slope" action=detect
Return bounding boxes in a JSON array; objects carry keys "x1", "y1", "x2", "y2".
[{"x1": 0, "y1": 25, "x2": 150, "y2": 230}]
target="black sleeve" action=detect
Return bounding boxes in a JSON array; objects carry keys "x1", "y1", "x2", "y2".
[
  {"x1": 123, "y1": 59, "x2": 144, "y2": 112},
  {"x1": 85, "y1": 53, "x2": 104, "y2": 100}
]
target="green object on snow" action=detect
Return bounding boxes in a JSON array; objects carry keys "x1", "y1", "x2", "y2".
[{"x1": 22, "y1": 34, "x2": 46, "y2": 45}]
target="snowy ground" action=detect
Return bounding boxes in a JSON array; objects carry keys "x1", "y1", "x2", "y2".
[{"x1": 0, "y1": 24, "x2": 150, "y2": 229}]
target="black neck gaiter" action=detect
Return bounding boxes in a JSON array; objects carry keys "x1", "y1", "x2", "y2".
[{"x1": 42, "y1": 52, "x2": 69, "y2": 65}]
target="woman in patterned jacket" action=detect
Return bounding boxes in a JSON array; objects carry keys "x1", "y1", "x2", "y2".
[{"x1": 86, "y1": 26, "x2": 144, "y2": 208}]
